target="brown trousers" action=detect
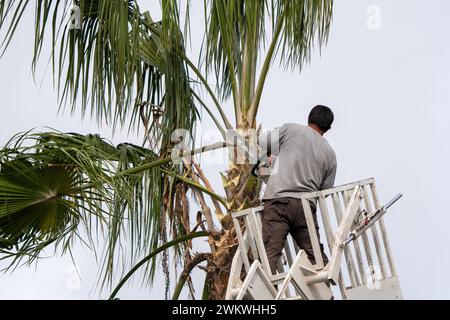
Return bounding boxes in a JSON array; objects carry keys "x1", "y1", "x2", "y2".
[{"x1": 262, "y1": 197, "x2": 329, "y2": 274}]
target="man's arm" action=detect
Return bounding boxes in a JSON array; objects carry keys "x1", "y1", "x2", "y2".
[
  {"x1": 320, "y1": 157, "x2": 337, "y2": 191},
  {"x1": 257, "y1": 123, "x2": 290, "y2": 158}
]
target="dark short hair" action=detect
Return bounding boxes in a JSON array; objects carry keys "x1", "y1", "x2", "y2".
[{"x1": 308, "y1": 105, "x2": 334, "y2": 132}]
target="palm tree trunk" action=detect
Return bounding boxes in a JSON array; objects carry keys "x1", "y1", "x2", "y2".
[{"x1": 207, "y1": 137, "x2": 262, "y2": 299}]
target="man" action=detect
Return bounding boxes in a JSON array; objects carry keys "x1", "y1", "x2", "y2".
[{"x1": 258, "y1": 105, "x2": 337, "y2": 274}]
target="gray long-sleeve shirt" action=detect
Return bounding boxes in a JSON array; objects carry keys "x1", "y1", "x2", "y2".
[{"x1": 258, "y1": 123, "x2": 337, "y2": 200}]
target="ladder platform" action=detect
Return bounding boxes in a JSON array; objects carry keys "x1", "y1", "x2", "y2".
[{"x1": 225, "y1": 178, "x2": 403, "y2": 300}]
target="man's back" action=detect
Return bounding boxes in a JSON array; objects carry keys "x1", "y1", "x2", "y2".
[{"x1": 262, "y1": 123, "x2": 337, "y2": 200}]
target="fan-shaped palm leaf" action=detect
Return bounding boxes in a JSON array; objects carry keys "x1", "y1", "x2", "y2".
[{"x1": 0, "y1": 130, "x2": 227, "y2": 288}]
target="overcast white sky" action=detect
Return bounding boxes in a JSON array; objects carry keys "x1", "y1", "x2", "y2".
[{"x1": 1, "y1": 0, "x2": 449, "y2": 299}]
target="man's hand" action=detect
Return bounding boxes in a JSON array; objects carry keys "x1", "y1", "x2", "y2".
[{"x1": 267, "y1": 155, "x2": 277, "y2": 167}]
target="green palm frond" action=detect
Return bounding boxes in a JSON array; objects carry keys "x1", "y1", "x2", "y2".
[
  {"x1": 0, "y1": 163, "x2": 87, "y2": 252},
  {"x1": 203, "y1": 0, "x2": 333, "y2": 125},
  {"x1": 0, "y1": 134, "x2": 114, "y2": 268},
  {"x1": 0, "y1": 1, "x2": 199, "y2": 146},
  {"x1": 0, "y1": 131, "x2": 159, "y2": 279},
  {"x1": 204, "y1": 0, "x2": 266, "y2": 104},
  {"x1": 0, "y1": 130, "x2": 227, "y2": 289}
]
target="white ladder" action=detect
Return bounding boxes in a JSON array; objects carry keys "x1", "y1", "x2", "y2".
[{"x1": 225, "y1": 178, "x2": 403, "y2": 300}]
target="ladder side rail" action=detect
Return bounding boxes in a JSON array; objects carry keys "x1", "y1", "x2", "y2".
[
  {"x1": 357, "y1": 188, "x2": 377, "y2": 283},
  {"x1": 276, "y1": 260, "x2": 296, "y2": 298},
  {"x1": 235, "y1": 261, "x2": 278, "y2": 300},
  {"x1": 233, "y1": 215, "x2": 251, "y2": 271},
  {"x1": 318, "y1": 196, "x2": 347, "y2": 300},
  {"x1": 226, "y1": 246, "x2": 244, "y2": 299},
  {"x1": 244, "y1": 214, "x2": 260, "y2": 261},
  {"x1": 342, "y1": 190, "x2": 367, "y2": 285},
  {"x1": 301, "y1": 198, "x2": 325, "y2": 269},
  {"x1": 253, "y1": 207, "x2": 297, "y2": 277},
  {"x1": 255, "y1": 207, "x2": 293, "y2": 285},
  {"x1": 327, "y1": 186, "x2": 363, "y2": 285},
  {"x1": 254, "y1": 207, "x2": 263, "y2": 231},
  {"x1": 293, "y1": 241, "x2": 300, "y2": 254},
  {"x1": 283, "y1": 237, "x2": 304, "y2": 297},
  {"x1": 302, "y1": 178, "x2": 375, "y2": 199},
  {"x1": 332, "y1": 192, "x2": 360, "y2": 288},
  {"x1": 247, "y1": 208, "x2": 272, "y2": 275},
  {"x1": 283, "y1": 240, "x2": 295, "y2": 268},
  {"x1": 370, "y1": 182, "x2": 397, "y2": 277},
  {"x1": 361, "y1": 184, "x2": 387, "y2": 279}
]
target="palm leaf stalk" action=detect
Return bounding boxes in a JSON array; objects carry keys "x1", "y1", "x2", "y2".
[{"x1": 172, "y1": 252, "x2": 210, "y2": 300}]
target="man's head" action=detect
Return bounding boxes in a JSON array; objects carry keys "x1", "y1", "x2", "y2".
[{"x1": 308, "y1": 105, "x2": 334, "y2": 136}]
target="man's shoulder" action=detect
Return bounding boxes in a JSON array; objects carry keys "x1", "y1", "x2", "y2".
[
  {"x1": 283, "y1": 122, "x2": 305, "y2": 128},
  {"x1": 280, "y1": 122, "x2": 307, "y2": 133}
]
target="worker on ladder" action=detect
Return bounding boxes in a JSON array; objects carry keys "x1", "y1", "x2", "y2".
[{"x1": 257, "y1": 105, "x2": 337, "y2": 275}]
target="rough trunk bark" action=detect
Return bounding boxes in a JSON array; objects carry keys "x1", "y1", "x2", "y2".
[{"x1": 206, "y1": 158, "x2": 262, "y2": 299}]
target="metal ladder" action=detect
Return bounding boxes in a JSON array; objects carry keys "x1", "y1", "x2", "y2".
[{"x1": 225, "y1": 178, "x2": 403, "y2": 300}]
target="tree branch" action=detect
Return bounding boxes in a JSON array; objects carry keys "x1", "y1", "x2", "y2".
[
  {"x1": 246, "y1": 8, "x2": 287, "y2": 125},
  {"x1": 116, "y1": 141, "x2": 228, "y2": 177},
  {"x1": 191, "y1": 90, "x2": 226, "y2": 139},
  {"x1": 142, "y1": 20, "x2": 233, "y2": 130},
  {"x1": 172, "y1": 253, "x2": 210, "y2": 300},
  {"x1": 192, "y1": 159, "x2": 224, "y2": 218},
  {"x1": 182, "y1": 159, "x2": 217, "y2": 233},
  {"x1": 160, "y1": 168, "x2": 227, "y2": 208}
]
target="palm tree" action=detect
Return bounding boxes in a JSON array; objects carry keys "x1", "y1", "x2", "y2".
[{"x1": 0, "y1": 0, "x2": 333, "y2": 299}]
